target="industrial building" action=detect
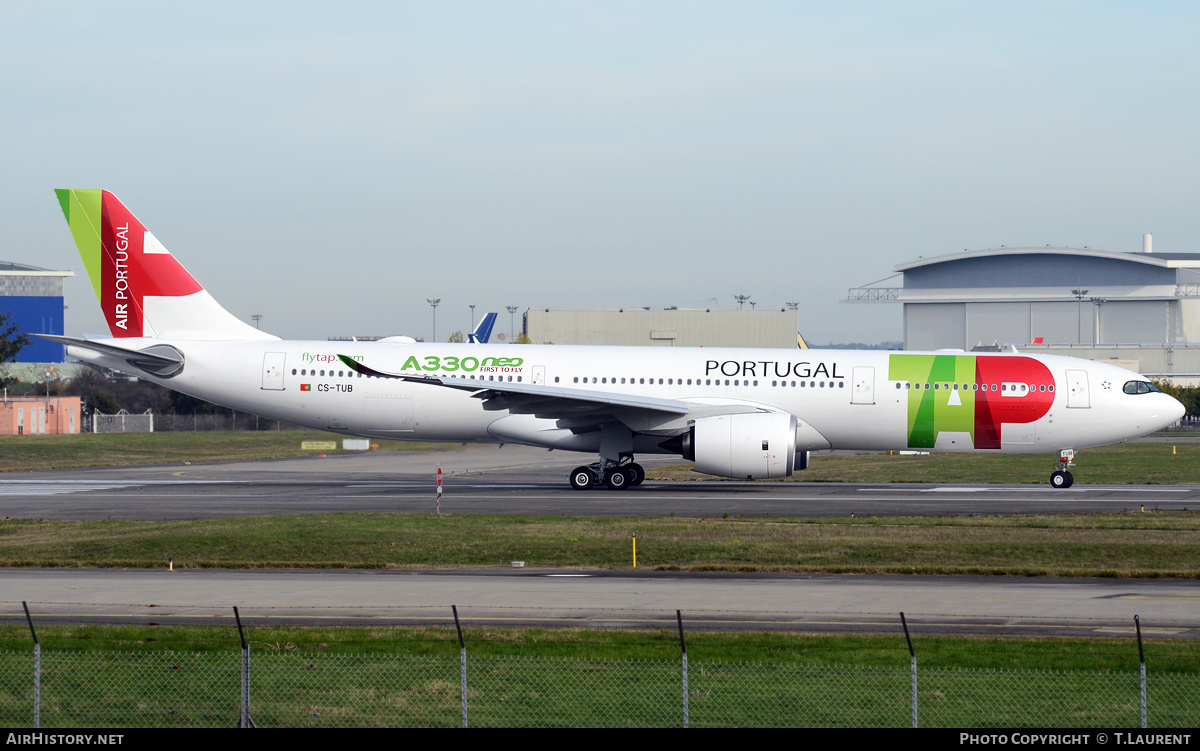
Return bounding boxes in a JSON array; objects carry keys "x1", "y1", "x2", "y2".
[
  {"x1": 0, "y1": 262, "x2": 74, "y2": 362},
  {"x1": 0, "y1": 396, "x2": 82, "y2": 435},
  {"x1": 523, "y1": 308, "x2": 800, "y2": 349},
  {"x1": 845, "y1": 236, "x2": 1200, "y2": 384}
]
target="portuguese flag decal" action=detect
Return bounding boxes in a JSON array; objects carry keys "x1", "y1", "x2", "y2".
[{"x1": 300, "y1": 384, "x2": 311, "y2": 392}]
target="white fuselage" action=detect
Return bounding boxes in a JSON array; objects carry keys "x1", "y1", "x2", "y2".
[{"x1": 72, "y1": 339, "x2": 1185, "y2": 456}]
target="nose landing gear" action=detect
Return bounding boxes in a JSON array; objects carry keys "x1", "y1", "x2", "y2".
[{"x1": 1051, "y1": 449, "x2": 1075, "y2": 489}]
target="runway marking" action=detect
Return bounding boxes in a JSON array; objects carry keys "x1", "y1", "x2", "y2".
[
  {"x1": 0, "y1": 480, "x2": 236, "y2": 496},
  {"x1": 542, "y1": 574, "x2": 593, "y2": 578},
  {"x1": 348, "y1": 483, "x2": 544, "y2": 489},
  {"x1": 1105, "y1": 593, "x2": 1200, "y2": 601},
  {"x1": 865, "y1": 487, "x2": 1193, "y2": 494}
]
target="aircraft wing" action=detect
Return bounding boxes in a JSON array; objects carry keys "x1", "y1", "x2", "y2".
[{"x1": 338, "y1": 354, "x2": 763, "y2": 432}]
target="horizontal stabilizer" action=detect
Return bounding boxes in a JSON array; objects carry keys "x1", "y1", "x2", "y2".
[{"x1": 36, "y1": 334, "x2": 184, "y2": 377}]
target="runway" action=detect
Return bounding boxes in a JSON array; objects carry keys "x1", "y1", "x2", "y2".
[
  {"x1": 3, "y1": 568, "x2": 1197, "y2": 638},
  {"x1": 1, "y1": 445, "x2": 1199, "y2": 520}
]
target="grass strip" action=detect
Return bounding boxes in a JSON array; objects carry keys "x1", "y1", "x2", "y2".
[
  {"x1": 0, "y1": 431, "x2": 463, "y2": 472},
  {"x1": 648, "y1": 442, "x2": 1200, "y2": 485},
  {"x1": 2, "y1": 512, "x2": 1198, "y2": 577}
]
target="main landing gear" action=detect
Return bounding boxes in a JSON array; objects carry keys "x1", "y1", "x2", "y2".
[
  {"x1": 569, "y1": 459, "x2": 646, "y2": 491},
  {"x1": 1051, "y1": 449, "x2": 1075, "y2": 489},
  {"x1": 569, "y1": 423, "x2": 646, "y2": 490}
]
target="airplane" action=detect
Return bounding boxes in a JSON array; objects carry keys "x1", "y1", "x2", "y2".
[
  {"x1": 45, "y1": 189, "x2": 1186, "y2": 491},
  {"x1": 468, "y1": 312, "x2": 498, "y2": 344}
]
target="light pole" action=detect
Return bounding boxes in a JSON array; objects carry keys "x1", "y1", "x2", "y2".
[
  {"x1": 1090, "y1": 298, "x2": 1107, "y2": 347},
  {"x1": 506, "y1": 305, "x2": 519, "y2": 342},
  {"x1": 734, "y1": 294, "x2": 751, "y2": 309},
  {"x1": 252, "y1": 314, "x2": 262, "y2": 330},
  {"x1": 469, "y1": 304, "x2": 476, "y2": 333},
  {"x1": 1071, "y1": 289, "x2": 1088, "y2": 344},
  {"x1": 427, "y1": 298, "x2": 441, "y2": 342}
]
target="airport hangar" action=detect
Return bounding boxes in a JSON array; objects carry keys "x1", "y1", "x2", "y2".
[
  {"x1": 0, "y1": 261, "x2": 72, "y2": 363},
  {"x1": 522, "y1": 307, "x2": 802, "y2": 349},
  {"x1": 844, "y1": 237, "x2": 1200, "y2": 386}
]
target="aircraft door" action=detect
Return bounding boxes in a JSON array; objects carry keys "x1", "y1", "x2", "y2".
[
  {"x1": 1065, "y1": 369, "x2": 1090, "y2": 408},
  {"x1": 262, "y1": 352, "x2": 287, "y2": 390},
  {"x1": 851, "y1": 366, "x2": 875, "y2": 405},
  {"x1": 532, "y1": 366, "x2": 546, "y2": 385}
]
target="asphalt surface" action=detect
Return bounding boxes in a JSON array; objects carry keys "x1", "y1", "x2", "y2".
[
  {"x1": 2, "y1": 444, "x2": 1199, "y2": 520},
  {"x1": 3, "y1": 568, "x2": 1197, "y2": 638}
]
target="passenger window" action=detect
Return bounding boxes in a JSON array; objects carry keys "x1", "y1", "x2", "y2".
[{"x1": 291, "y1": 369, "x2": 297, "y2": 375}]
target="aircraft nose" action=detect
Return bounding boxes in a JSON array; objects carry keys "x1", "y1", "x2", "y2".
[{"x1": 1169, "y1": 394, "x2": 1186, "y2": 424}]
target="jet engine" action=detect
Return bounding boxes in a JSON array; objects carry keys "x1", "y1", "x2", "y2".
[{"x1": 659, "y1": 412, "x2": 807, "y2": 480}]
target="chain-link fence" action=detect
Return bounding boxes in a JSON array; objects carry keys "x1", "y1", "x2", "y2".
[
  {"x1": 4, "y1": 650, "x2": 1198, "y2": 728},
  {"x1": 85, "y1": 412, "x2": 306, "y2": 433},
  {"x1": 2, "y1": 609, "x2": 1198, "y2": 728}
]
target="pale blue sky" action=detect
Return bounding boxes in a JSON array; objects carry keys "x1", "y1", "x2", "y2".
[{"x1": 4, "y1": 2, "x2": 1198, "y2": 343}]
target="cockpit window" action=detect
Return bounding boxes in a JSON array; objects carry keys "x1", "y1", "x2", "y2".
[{"x1": 1123, "y1": 381, "x2": 1161, "y2": 395}]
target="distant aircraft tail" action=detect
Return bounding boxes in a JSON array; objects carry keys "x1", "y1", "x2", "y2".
[
  {"x1": 468, "y1": 312, "x2": 498, "y2": 344},
  {"x1": 54, "y1": 189, "x2": 276, "y2": 340}
]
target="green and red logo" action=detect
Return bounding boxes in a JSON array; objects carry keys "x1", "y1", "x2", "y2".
[
  {"x1": 888, "y1": 354, "x2": 1054, "y2": 449},
  {"x1": 55, "y1": 189, "x2": 202, "y2": 338}
]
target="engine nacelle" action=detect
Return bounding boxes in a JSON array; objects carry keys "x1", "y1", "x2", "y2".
[{"x1": 663, "y1": 412, "x2": 804, "y2": 480}]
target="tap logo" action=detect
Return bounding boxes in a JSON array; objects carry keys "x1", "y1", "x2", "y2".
[{"x1": 888, "y1": 354, "x2": 1054, "y2": 449}]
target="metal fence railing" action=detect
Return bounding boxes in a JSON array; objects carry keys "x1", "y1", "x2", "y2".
[{"x1": 2, "y1": 607, "x2": 1197, "y2": 728}]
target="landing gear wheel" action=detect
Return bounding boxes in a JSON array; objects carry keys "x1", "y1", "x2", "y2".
[
  {"x1": 569, "y1": 466, "x2": 595, "y2": 491},
  {"x1": 605, "y1": 467, "x2": 634, "y2": 490},
  {"x1": 627, "y1": 463, "x2": 645, "y2": 486},
  {"x1": 1050, "y1": 470, "x2": 1074, "y2": 489}
]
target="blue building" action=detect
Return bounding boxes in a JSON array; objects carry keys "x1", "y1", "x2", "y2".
[{"x1": 0, "y1": 262, "x2": 74, "y2": 362}]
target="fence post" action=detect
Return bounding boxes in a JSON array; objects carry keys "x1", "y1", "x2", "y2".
[
  {"x1": 234, "y1": 607, "x2": 255, "y2": 728},
  {"x1": 453, "y1": 605, "x2": 467, "y2": 728},
  {"x1": 901, "y1": 612, "x2": 917, "y2": 728},
  {"x1": 1135, "y1": 615, "x2": 1146, "y2": 729},
  {"x1": 23, "y1": 602, "x2": 39, "y2": 729},
  {"x1": 677, "y1": 610, "x2": 689, "y2": 728}
]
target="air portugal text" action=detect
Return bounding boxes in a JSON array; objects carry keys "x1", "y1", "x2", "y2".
[
  {"x1": 706, "y1": 359, "x2": 844, "y2": 379},
  {"x1": 111, "y1": 222, "x2": 132, "y2": 330}
]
